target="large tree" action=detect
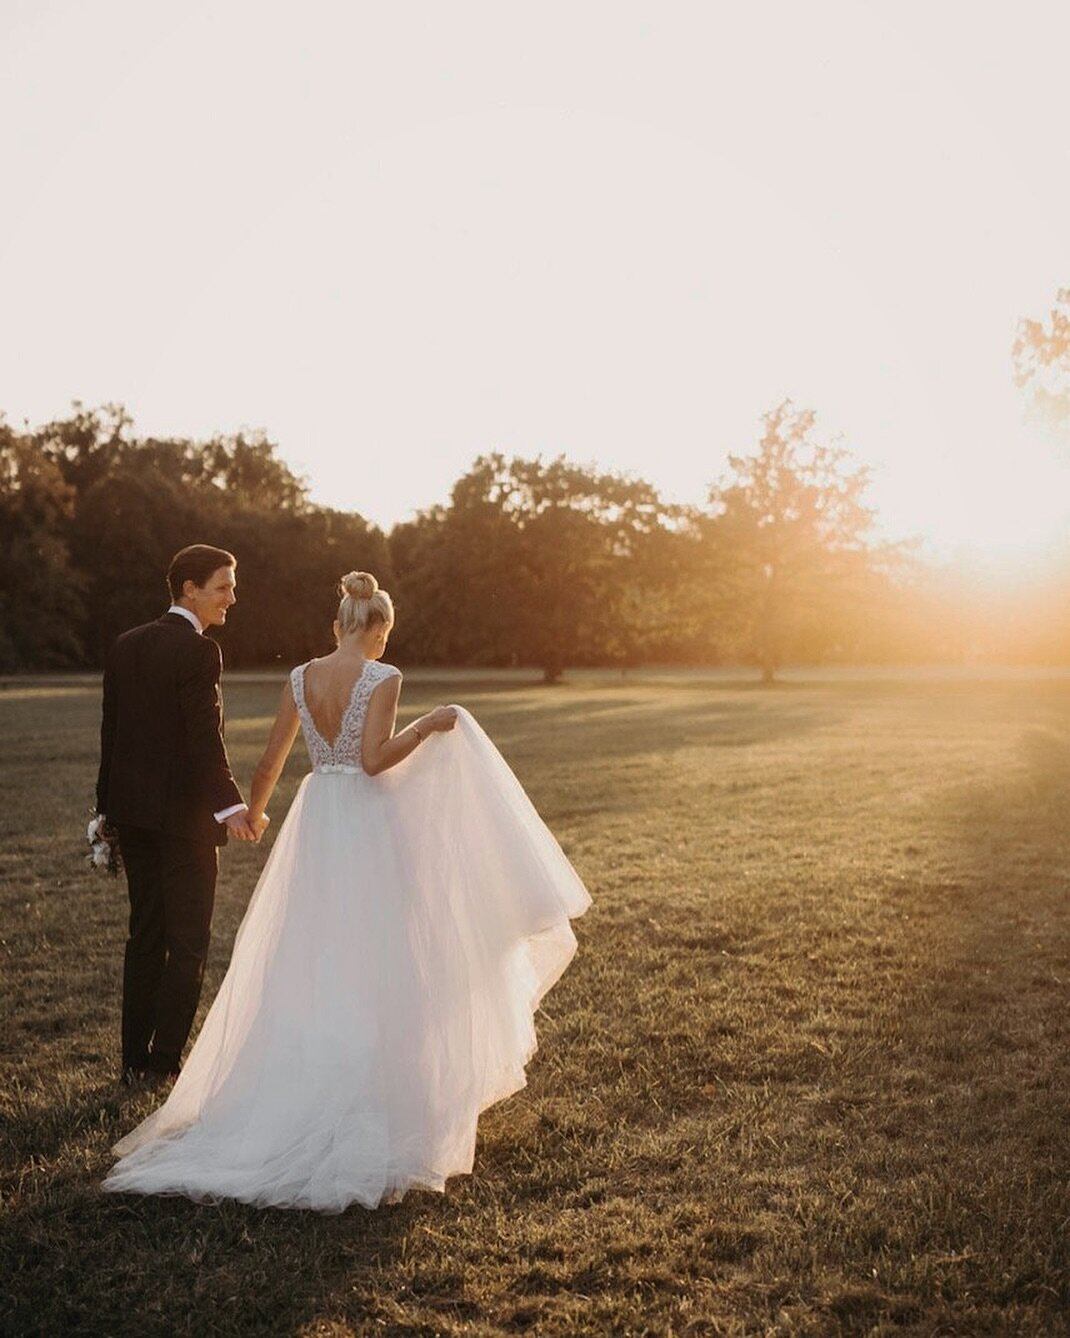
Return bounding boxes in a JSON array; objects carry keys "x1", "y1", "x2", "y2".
[
  {"x1": 391, "y1": 454, "x2": 678, "y2": 682},
  {"x1": 1013, "y1": 287, "x2": 1070, "y2": 437},
  {"x1": 70, "y1": 442, "x2": 383, "y2": 668},
  {"x1": 219, "y1": 506, "x2": 392, "y2": 667},
  {"x1": 706, "y1": 400, "x2": 881, "y2": 682},
  {"x1": 27, "y1": 406, "x2": 320, "y2": 664}
]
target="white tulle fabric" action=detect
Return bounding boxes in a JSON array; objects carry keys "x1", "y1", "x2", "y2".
[{"x1": 102, "y1": 660, "x2": 591, "y2": 1212}]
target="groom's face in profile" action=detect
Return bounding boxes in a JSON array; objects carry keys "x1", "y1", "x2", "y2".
[{"x1": 182, "y1": 564, "x2": 237, "y2": 629}]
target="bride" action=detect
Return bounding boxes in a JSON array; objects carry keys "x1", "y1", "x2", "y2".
[{"x1": 103, "y1": 571, "x2": 591, "y2": 1212}]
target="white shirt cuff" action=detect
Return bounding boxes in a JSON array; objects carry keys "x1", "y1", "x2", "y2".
[{"x1": 215, "y1": 802, "x2": 248, "y2": 823}]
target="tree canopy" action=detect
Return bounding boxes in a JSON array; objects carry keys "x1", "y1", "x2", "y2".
[
  {"x1": 0, "y1": 379, "x2": 1062, "y2": 676},
  {"x1": 704, "y1": 400, "x2": 888, "y2": 681},
  {"x1": 390, "y1": 454, "x2": 682, "y2": 681},
  {"x1": 0, "y1": 408, "x2": 387, "y2": 671}
]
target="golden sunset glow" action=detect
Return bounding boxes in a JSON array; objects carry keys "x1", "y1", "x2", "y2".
[{"x1": 2, "y1": 1, "x2": 1068, "y2": 564}]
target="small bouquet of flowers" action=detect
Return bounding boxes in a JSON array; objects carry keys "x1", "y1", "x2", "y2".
[{"x1": 86, "y1": 813, "x2": 123, "y2": 877}]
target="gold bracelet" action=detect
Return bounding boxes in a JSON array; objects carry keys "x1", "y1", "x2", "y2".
[{"x1": 412, "y1": 722, "x2": 423, "y2": 743}]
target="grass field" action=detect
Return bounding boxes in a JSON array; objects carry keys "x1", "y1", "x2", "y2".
[{"x1": 1, "y1": 670, "x2": 1068, "y2": 1337}]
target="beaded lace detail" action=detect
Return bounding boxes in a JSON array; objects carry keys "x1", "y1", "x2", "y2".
[{"x1": 291, "y1": 660, "x2": 401, "y2": 772}]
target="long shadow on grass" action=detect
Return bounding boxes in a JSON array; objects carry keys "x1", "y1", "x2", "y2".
[
  {"x1": 844, "y1": 725, "x2": 1070, "y2": 1320},
  {"x1": 1, "y1": 1162, "x2": 462, "y2": 1336},
  {"x1": 923, "y1": 725, "x2": 1070, "y2": 1106},
  {"x1": 933, "y1": 726, "x2": 1070, "y2": 971},
  {"x1": 457, "y1": 690, "x2": 841, "y2": 761}
]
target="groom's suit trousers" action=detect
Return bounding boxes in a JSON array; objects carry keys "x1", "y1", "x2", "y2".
[{"x1": 117, "y1": 825, "x2": 218, "y2": 1075}]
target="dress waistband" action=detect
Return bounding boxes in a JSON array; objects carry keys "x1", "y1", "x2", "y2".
[{"x1": 313, "y1": 764, "x2": 361, "y2": 774}]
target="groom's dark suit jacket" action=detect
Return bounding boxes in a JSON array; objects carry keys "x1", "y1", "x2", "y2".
[{"x1": 96, "y1": 613, "x2": 243, "y2": 847}]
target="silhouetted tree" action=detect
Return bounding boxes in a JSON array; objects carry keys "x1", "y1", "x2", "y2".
[
  {"x1": 391, "y1": 455, "x2": 678, "y2": 681},
  {"x1": 706, "y1": 401, "x2": 880, "y2": 682},
  {"x1": 7, "y1": 397, "x2": 1065, "y2": 675},
  {"x1": 30, "y1": 407, "x2": 318, "y2": 664},
  {"x1": 70, "y1": 442, "x2": 382, "y2": 667},
  {"x1": 32, "y1": 401, "x2": 132, "y2": 496},
  {"x1": 71, "y1": 459, "x2": 208, "y2": 661},
  {"x1": 218, "y1": 506, "x2": 391, "y2": 667},
  {"x1": 386, "y1": 507, "x2": 457, "y2": 665},
  {"x1": 134, "y1": 430, "x2": 310, "y2": 512}
]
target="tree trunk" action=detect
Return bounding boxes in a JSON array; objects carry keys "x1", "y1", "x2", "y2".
[{"x1": 542, "y1": 653, "x2": 564, "y2": 684}]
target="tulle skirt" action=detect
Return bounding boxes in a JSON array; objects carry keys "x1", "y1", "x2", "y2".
[{"x1": 102, "y1": 707, "x2": 591, "y2": 1212}]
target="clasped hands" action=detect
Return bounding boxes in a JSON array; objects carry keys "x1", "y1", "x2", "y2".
[{"x1": 225, "y1": 810, "x2": 271, "y2": 843}]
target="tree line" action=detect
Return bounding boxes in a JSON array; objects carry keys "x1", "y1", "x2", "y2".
[
  {"x1": 2, "y1": 287, "x2": 1068, "y2": 680},
  {"x1": 0, "y1": 399, "x2": 908, "y2": 681}
]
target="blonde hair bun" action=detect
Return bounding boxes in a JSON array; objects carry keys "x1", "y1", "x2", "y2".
[
  {"x1": 340, "y1": 571, "x2": 378, "y2": 601},
  {"x1": 335, "y1": 570, "x2": 395, "y2": 639}
]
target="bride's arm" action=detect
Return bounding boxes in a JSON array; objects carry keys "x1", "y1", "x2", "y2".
[
  {"x1": 362, "y1": 676, "x2": 456, "y2": 776},
  {"x1": 248, "y1": 679, "x2": 301, "y2": 830}
]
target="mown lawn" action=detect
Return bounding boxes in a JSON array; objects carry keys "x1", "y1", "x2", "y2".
[{"x1": 1, "y1": 671, "x2": 1068, "y2": 1337}]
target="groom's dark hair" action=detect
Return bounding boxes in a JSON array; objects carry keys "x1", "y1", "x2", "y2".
[{"x1": 167, "y1": 545, "x2": 237, "y2": 600}]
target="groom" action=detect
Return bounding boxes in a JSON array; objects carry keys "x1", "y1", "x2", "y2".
[{"x1": 96, "y1": 544, "x2": 260, "y2": 1086}]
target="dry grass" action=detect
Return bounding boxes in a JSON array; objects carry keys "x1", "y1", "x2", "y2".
[{"x1": 1, "y1": 671, "x2": 1068, "y2": 1336}]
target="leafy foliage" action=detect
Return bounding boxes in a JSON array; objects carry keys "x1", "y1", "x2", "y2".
[
  {"x1": 392, "y1": 454, "x2": 684, "y2": 681},
  {"x1": 1013, "y1": 287, "x2": 1070, "y2": 437},
  {"x1": 0, "y1": 420, "x2": 85, "y2": 670},
  {"x1": 1, "y1": 406, "x2": 388, "y2": 668},
  {"x1": 705, "y1": 399, "x2": 894, "y2": 680},
  {"x1": 2, "y1": 389, "x2": 1055, "y2": 677}
]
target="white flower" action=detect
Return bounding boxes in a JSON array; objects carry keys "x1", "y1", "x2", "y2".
[{"x1": 85, "y1": 813, "x2": 121, "y2": 875}]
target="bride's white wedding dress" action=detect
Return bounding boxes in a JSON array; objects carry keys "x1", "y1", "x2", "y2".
[{"x1": 103, "y1": 660, "x2": 591, "y2": 1212}]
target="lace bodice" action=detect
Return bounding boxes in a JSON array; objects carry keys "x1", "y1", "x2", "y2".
[{"x1": 291, "y1": 659, "x2": 402, "y2": 772}]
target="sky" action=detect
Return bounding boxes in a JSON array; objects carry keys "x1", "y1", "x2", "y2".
[{"x1": 2, "y1": 0, "x2": 1069, "y2": 559}]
